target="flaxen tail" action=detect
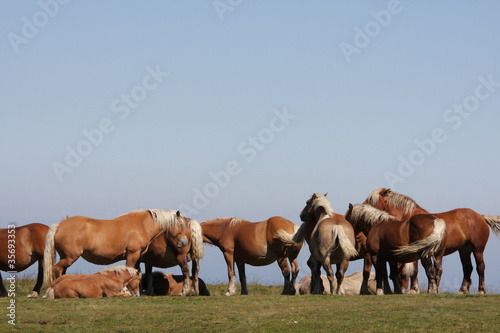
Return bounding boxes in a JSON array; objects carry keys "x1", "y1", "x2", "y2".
[
  {"x1": 43, "y1": 223, "x2": 59, "y2": 287},
  {"x1": 331, "y1": 225, "x2": 358, "y2": 259},
  {"x1": 274, "y1": 224, "x2": 305, "y2": 245},
  {"x1": 393, "y1": 218, "x2": 446, "y2": 258},
  {"x1": 188, "y1": 220, "x2": 204, "y2": 259},
  {"x1": 483, "y1": 215, "x2": 500, "y2": 238}
]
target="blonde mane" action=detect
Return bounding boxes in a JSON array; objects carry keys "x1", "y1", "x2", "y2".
[
  {"x1": 311, "y1": 193, "x2": 335, "y2": 216},
  {"x1": 99, "y1": 265, "x2": 140, "y2": 276},
  {"x1": 366, "y1": 188, "x2": 422, "y2": 217},
  {"x1": 150, "y1": 209, "x2": 185, "y2": 230},
  {"x1": 348, "y1": 204, "x2": 398, "y2": 225},
  {"x1": 229, "y1": 218, "x2": 246, "y2": 228}
]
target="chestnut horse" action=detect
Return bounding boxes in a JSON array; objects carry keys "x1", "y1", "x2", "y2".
[
  {"x1": 0, "y1": 223, "x2": 49, "y2": 298},
  {"x1": 201, "y1": 216, "x2": 304, "y2": 296},
  {"x1": 44, "y1": 210, "x2": 188, "y2": 288},
  {"x1": 345, "y1": 204, "x2": 447, "y2": 295},
  {"x1": 364, "y1": 188, "x2": 500, "y2": 294},
  {"x1": 44, "y1": 266, "x2": 141, "y2": 298},
  {"x1": 299, "y1": 193, "x2": 358, "y2": 295},
  {"x1": 141, "y1": 218, "x2": 204, "y2": 296}
]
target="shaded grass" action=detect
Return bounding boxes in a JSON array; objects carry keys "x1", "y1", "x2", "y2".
[{"x1": 1, "y1": 279, "x2": 499, "y2": 332}]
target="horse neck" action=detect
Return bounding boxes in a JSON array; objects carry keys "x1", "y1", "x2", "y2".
[{"x1": 201, "y1": 219, "x2": 229, "y2": 245}]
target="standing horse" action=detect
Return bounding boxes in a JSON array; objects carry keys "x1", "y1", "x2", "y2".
[
  {"x1": 43, "y1": 210, "x2": 188, "y2": 291},
  {"x1": 345, "y1": 204, "x2": 447, "y2": 295},
  {"x1": 300, "y1": 193, "x2": 358, "y2": 295},
  {"x1": 44, "y1": 266, "x2": 141, "y2": 298},
  {"x1": 201, "y1": 216, "x2": 304, "y2": 296},
  {"x1": 141, "y1": 218, "x2": 204, "y2": 296},
  {"x1": 0, "y1": 223, "x2": 49, "y2": 298},
  {"x1": 364, "y1": 188, "x2": 500, "y2": 294}
]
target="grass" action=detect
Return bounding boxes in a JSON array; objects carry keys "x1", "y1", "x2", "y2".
[{"x1": 1, "y1": 279, "x2": 499, "y2": 332}]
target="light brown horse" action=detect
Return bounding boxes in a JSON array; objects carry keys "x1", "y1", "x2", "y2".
[
  {"x1": 345, "y1": 203, "x2": 447, "y2": 295},
  {"x1": 364, "y1": 188, "x2": 500, "y2": 294},
  {"x1": 201, "y1": 216, "x2": 304, "y2": 296},
  {"x1": 299, "y1": 193, "x2": 358, "y2": 295},
  {"x1": 0, "y1": 223, "x2": 49, "y2": 298},
  {"x1": 43, "y1": 210, "x2": 188, "y2": 288},
  {"x1": 141, "y1": 218, "x2": 204, "y2": 296},
  {"x1": 297, "y1": 271, "x2": 377, "y2": 295},
  {"x1": 44, "y1": 266, "x2": 141, "y2": 298}
]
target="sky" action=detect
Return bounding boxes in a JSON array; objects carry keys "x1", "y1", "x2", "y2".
[{"x1": 1, "y1": 1, "x2": 499, "y2": 293}]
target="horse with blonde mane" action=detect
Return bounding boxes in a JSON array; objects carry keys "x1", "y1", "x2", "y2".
[
  {"x1": 0, "y1": 223, "x2": 49, "y2": 298},
  {"x1": 141, "y1": 217, "x2": 204, "y2": 296},
  {"x1": 300, "y1": 193, "x2": 358, "y2": 295},
  {"x1": 364, "y1": 188, "x2": 500, "y2": 294},
  {"x1": 345, "y1": 203, "x2": 447, "y2": 295},
  {"x1": 201, "y1": 216, "x2": 304, "y2": 296},
  {"x1": 43, "y1": 210, "x2": 188, "y2": 289},
  {"x1": 44, "y1": 266, "x2": 141, "y2": 298}
]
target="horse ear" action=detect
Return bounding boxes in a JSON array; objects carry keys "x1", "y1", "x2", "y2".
[
  {"x1": 324, "y1": 192, "x2": 328, "y2": 197},
  {"x1": 349, "y1": 203, "x2": 353, "y2": 210},
  {"x1": 380, "y1": 189, "x2": 390, "y2": 197},
  {"x1": 176, "y1": 210, "x2": 182, "y2": 217}
]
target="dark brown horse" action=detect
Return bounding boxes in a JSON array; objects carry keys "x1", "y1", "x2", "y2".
[
  {"x1": 299, "y1": 193, "x2": 358, "y2": 295},
  {"x1": 141, "y1": 218, "x2": 204, "y2": 296},
  {"x1": 364, "y1": 188, "x2": 500, "y2": 294},
  {"x1": 0, "y1": 223, "x2": 49, "y2": 297},
  {"x1": 201, "y1": 216, "x2": 304, "y2": 296},
  {"x1": 44, "y1": 210, "x2": 188, "y2": 288},
  {"x1": 345, "y1": 204, "x2": 447, "y2": 295}
]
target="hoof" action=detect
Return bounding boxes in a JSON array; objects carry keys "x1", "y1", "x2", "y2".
[{"x1": 27, "y1": 291, "x2": 39, "y2": 298}]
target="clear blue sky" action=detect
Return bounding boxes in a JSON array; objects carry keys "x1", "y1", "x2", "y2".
[{"x1": 1, "y1": 1, "x2": 499, "y2": 293}]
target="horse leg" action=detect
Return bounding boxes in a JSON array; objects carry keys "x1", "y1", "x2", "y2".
[
  {"x1": 28, "y1": 259, "x2": 44, "y2": 298},
  {"x1": 289, "y1": 257, "x2": 300, "y2": 295},
  {"x1": 457, "y1": 248, "x2": 473, "y2": 294},
  {"x1": 223, "y1": 251, "x2": 236, "y2": 296},
  {"x1": 191, "y1": 258, "x2": 200, "y2": 296},
  {"x1": 409, "y1": 262, "x2": 420, "y2": 294},
  {"x1": 434, "y1": 255, "x2": 444, "y2": 294},
  {"x1": 143, "y1": 264, "x2": 154, "y2": 295},
  {"x1": 307, "y1": 256, "x2": 323, "y2": 294},
  {"x1": 421, "y1": 257, "x2": 438, "y2": 294},
  {"x1": 373, "y1": 255, "x2": 386, "y2": 295},
  {"x1": 360, "y1": 254, "x2": 372, "y2": 295},
  {"x1": 335, "y1": 259, "x2": 350, "y2": 295},
  {"x1": 389, "y1": 262, "x2": 403, "y2": 294},
  {"x1": 177, "y1": 255, "x2": 191, "y2": 296},
  {"x1": 277, "y1": 257, "x2": 292, "y2": 295},
  {"x1": 236, "y1": 261, "x2": 248, "y2": 295},
  {"x1": 322, "y1": 257, "x2": 335, "y2": 295},
  {"x1": 472, "y1": 250, "x2": 486, "y2": 294}
]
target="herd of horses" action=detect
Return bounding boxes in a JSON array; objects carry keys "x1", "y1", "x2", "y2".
[{"x1": 1, "y1": 188, "x2": 499, "y2": 298}]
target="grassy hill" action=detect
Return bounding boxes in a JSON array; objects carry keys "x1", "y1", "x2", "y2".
[{"x1": 1, "y1": 279, "x2": 498, "y2": 332}]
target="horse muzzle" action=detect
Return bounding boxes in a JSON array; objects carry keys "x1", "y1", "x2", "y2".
[{"x1": 177, "y1": 236, "x2": 189, "y2": 248}]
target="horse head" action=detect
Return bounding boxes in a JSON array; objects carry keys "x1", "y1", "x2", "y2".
[
  {"x1": 167, "y1": 211, "x2": 189, "y2": 249},
  {"x1": 300, "y1": 193, "x2": 332, "y2": 223}
]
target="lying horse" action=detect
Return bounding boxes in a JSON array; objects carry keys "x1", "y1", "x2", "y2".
[
  {"x1": 140, "y1": 272, "x2": 210, "y2": 296},
  {"x1": 300, "y1": 193, "x2": 358, "y2": 295},
  {"x1": 297, "y1": 271, "x2": 377, "y2": 295},
  {"x1": 364, "y1": 188, "x2": 500, "y2": 294},
  {"x1": 44, "y1": 210, "x2": 188, "y2": 289},
  {"x1": 0, "y1": 223, "x2": 49, "y2": 297},
  {"x1": 201, "y1": 216, "x2": 304, "y2": 296},
  {"x1": 141, "y1": 218, "x2": 204, "y2": 296},
  {"x1": 345, "y1": 203, "x2": 447, "y2": 295},
  {"x1": 44, "y1": 266, "x2": 141, "y2": 298}
]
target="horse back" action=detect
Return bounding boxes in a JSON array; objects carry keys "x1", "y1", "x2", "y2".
[
  {"x1": 264, "y1": 216, "x2": 296, "y2": 243},
  {"x1": 433, "y1": 208, "x2": 490, "y2": 253}
]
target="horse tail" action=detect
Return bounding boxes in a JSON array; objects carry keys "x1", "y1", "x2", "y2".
[
  {"x1": 331, "y1": 225, "x2": 358, "y2": 259},
  {"x1": 43, "y1": 287, "x2": 55, "y2": 299},
  {"x1": 393, "y1": 218, "x2": 446, "y2": 258},
  {"x1": 482, "y1": 215, "x2": 500, "y2": 238},
  {"x1": 188, "y1": 220, "x2": 204, "y2": 259},
  {"x1": 43, "y1": 223, "x2": 59, "y2": 287},
  {"x1": 274, "y1": 225, "x2": 304, "y2": 245}
]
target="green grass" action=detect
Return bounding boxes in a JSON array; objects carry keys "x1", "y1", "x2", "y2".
[{"x1": 1, "y1": 279, "x2": 499, "y2": 332}]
